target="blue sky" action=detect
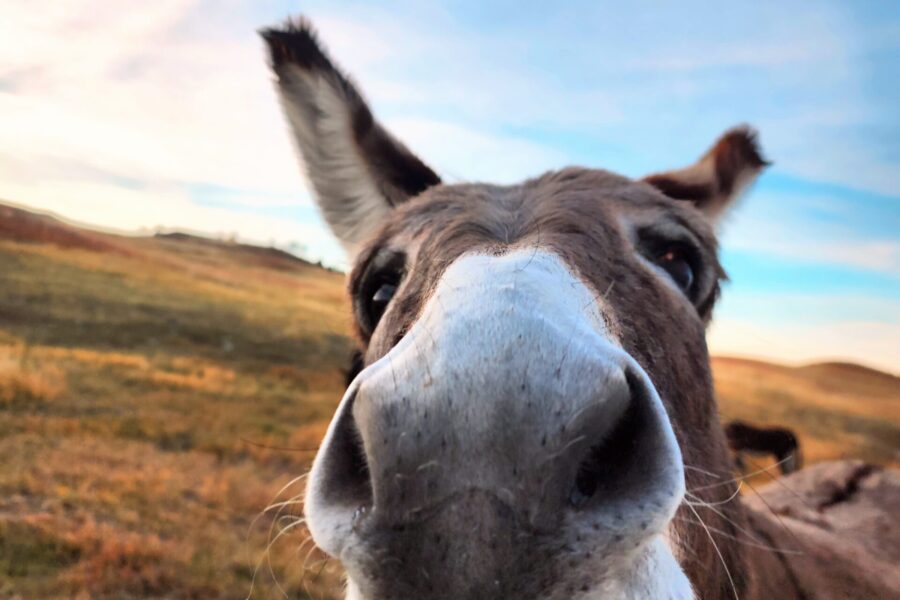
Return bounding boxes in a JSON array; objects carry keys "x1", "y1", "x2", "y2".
[{"x1": 0, "y1": 1, "x2": 897, "y2": 371}]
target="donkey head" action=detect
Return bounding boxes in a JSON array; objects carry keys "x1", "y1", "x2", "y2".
[{"x1": 263, "y1": 18, "x2": 767, "y2": 600}]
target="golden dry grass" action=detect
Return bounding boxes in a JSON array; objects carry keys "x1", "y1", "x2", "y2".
[
  {"x1": 0, "y1": 203, "x2": 896, "y2": 598},
  {"x1": 0, "y1": 206, "x2": 349, "y2": 598}
]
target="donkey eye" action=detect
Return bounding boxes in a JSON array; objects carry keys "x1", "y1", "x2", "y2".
[
  {"x1": 370, "y1": 283, "x2": 397, "y2": 323},
  {"x1": 655, "y1": 246, "x2": 694, "y2": 292},
  {"x1": 353, "y1": 249, "x2": 407, "y2": 336},
  {"x1": 360, "y1": 273, "x2": 401, "y2": 332}
]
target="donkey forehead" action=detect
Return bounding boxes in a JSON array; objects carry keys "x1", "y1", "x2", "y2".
[{"x1": 367, "y1": 167, "x2": 720, "y2": 264}]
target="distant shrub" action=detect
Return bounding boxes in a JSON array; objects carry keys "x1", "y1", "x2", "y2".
[
  {"x1": 117, "y1": 417, "x2": 150, "y2": 441},
  {"x1": 155, "y1": 430, "x2": 196, "y2": 452}
]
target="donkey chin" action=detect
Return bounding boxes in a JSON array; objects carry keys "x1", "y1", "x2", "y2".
[{"x1": 305, "y1": 250, "x2": 693, "y2": 600}]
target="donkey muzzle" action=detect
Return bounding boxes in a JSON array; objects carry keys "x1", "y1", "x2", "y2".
[{"x1": 304, "y1": 250, "x2": 686, "y2": 599}]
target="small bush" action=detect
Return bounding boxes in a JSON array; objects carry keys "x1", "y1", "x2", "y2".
[{"x1": 156, "y1": 430, "x2": 195, "y2": 452}]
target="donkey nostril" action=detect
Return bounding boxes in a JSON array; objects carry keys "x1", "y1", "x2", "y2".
[
  {"x1": 345, "y1": 422, "x2": 370, "y2": 486},
  {"x1": 569, "y1": 483, "x2": 593, "y2": 509},
  {"x1": 569, "y1": 377, "x2": 643, "y2": 509},
  {"x1": 317, "y1": 394, "x2": 373, "y2": 512}
]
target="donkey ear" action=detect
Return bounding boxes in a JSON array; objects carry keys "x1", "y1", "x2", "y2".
[
  {"x1": 261, "y1": 19, "x2": 441, "y2": 255},
  {"x1": 642, "y1": 127, "x2": 769, "y2": 222}
]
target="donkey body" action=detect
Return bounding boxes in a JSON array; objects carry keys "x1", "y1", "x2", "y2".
[
  {"x1": 261, "y1": 18, "x2": 900, "y2": 599},
  {"x1": 725, "y1": 420, "x2": 802, "y2": 475}
]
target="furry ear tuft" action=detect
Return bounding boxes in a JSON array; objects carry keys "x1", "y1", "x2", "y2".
[{"x1": 643, "y1": 126, "x2": 769, "y2": 222}]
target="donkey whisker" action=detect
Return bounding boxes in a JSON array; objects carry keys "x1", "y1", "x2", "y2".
[
  {"x1": 686, "y1": 503, "x2": 740, "y2": 600},
  {"x1": 684, "y1": 464, "x2": 725, "y2": 479},
  {"x1": 741, "y1": 476, "x2": 808, "y2": 554},
  {"x1": 743, "y1": 455, "x2": 817, "y2": 512},
  {"x1": 265, "y1": 517, "x2": 309, "y2": 599},
  {"x1": 685, "y1": 482, "x2": 743, "y2": 507},
  {"x1": 247, "y1": 475, "x2": 308, "y2": 539},
  {"x1": 674, "y1": 515, "x2": 803, "y2": 556},
  {"x1": 685, "y1": 497, "x2": 775, "y2": 551},
  {"x1": 689, "y1": 456, "x2": 792, "y2": 493}
]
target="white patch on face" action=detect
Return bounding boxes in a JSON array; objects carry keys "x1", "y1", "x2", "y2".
[
  {"x1": 306, "y1": 249, "x2": 689, "y2": 599},
  {"x1": 602, "y1": 536, "x2": 695, "y2": 600}
]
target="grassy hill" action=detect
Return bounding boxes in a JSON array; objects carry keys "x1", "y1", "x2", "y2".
[
  {"x1": 0, "y1": 203, "x2": 350, "y2": 598},
  {"x1": 713, "y1": 356, "x2": 899, "y2": 478},
  {"x1": 0, "y1": 202, "x2": 897, "y2": 599}
]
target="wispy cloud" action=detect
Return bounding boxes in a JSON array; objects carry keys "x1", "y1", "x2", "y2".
[
  {"x1": 719, "y1": 177, "x2": 900, "y2": 276},
  {"x1": 722, "y1": 216, "x2": 900, "y2": 276},
  {"x1": 0, "y1": 0, "x2": 305, "y2": 195}
]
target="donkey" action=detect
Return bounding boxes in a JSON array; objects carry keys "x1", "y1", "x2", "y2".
[
  {"x1": 261, "y1": 18, "x2": 900, "y2": 600},
  {"x1": 725, "y1": 420, "x2": 802, "y2": 475}
]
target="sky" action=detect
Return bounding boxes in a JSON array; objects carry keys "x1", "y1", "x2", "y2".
[{"x1": 0, "y1": 1, "x2": 898, "y2": 373}]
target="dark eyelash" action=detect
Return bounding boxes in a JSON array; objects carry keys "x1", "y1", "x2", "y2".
[
  {"x1": 636, "y1": 229, "x2": 704, "y2": 301},
  {"x1": 352, "y1": 250, "x2": 406, "y2": 336}
]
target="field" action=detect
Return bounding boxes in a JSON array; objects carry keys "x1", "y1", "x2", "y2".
[
  {"x1": 714, "y1": 357, "x2": 899, "y2": 474},
  {"x1": 0, "y1": 202, "x2": 897, "y2": 599}
]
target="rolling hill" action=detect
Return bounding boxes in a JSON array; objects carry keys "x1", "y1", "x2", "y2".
[{"x1": 0, "y1": 202, "x2": 897, "y2": 599}]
